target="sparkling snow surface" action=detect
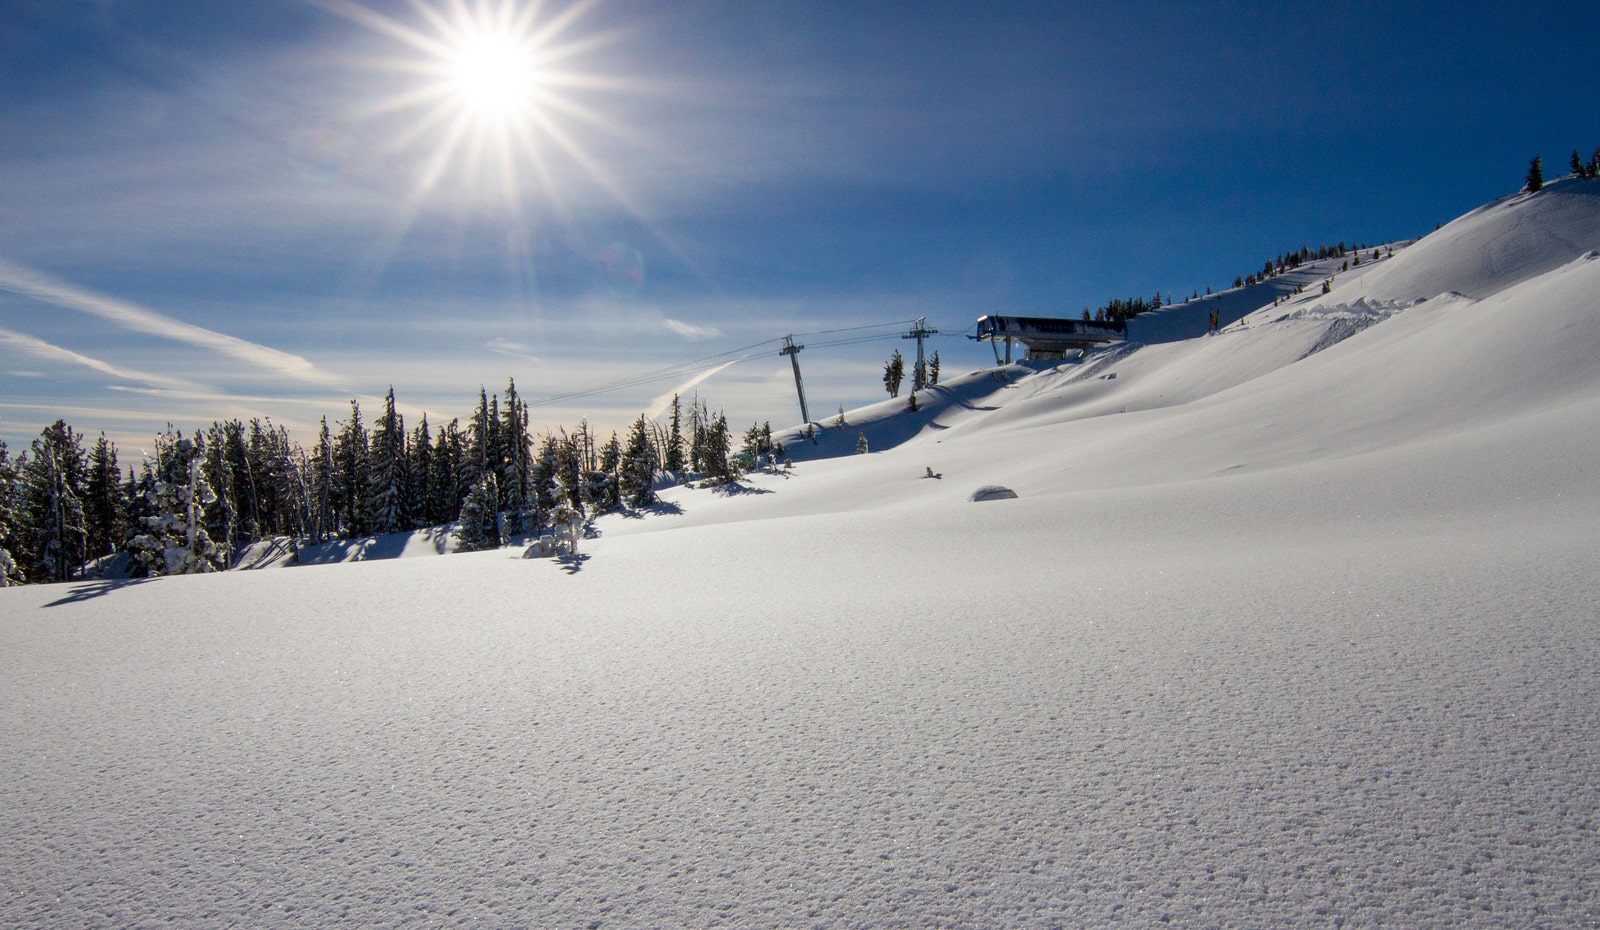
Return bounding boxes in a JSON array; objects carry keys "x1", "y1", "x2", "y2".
[{"x1": 5, "y1": 180, "x2": 1600, "y2": 928}]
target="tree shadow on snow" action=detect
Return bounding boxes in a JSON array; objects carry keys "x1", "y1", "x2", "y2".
[
  {"x1": 711, "y1": 481, "x2": 773, "y2": 497},
  {"x1": 43, "y1": 577, "x2": 155, "y2": 607},
  {"x1": 556, "y1": 553, "x2": 591, "y2": 574},
  {"x1": 618, "y1": 500, "x2": 684, "y2": 520}
]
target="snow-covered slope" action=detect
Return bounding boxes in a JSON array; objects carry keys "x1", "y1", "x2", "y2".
[{"x1": 6, "y1": 180, "x2": 1600, "y2": 929}]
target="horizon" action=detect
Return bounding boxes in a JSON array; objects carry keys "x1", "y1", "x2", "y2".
[{"x1": 3, "y1": 0, "x2": 1598, "y2": 454}]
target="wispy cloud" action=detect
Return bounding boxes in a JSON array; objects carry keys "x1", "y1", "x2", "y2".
[
  {"x1": 0, "y1": 325, "x2": 203, "y2": 392},
  {"x1": 0, "y1": 258, "x2": 340, "y2": 385},
  {"x1": 485, "y1": 337, "x2": 542, "y2": 363},
  {"x1": 663, "y1": 318, "x2": 723, "y2": 340}
]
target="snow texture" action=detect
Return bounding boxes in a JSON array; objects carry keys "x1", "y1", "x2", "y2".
[{"x1": 5, "y1": 181, "x2": 1600, "y2": 928}]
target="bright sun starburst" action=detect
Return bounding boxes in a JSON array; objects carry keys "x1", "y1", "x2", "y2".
[
  {"x1": 447, "y1": 28, "x2": 543, "y2": 123},
  {"x1": 314, "y1": 0, "x2": 646, "y2": 217}
]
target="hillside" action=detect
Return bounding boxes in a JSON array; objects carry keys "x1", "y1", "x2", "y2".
[{"x1": 5, "y1": 177, "x2": 1600, "y2": 928}]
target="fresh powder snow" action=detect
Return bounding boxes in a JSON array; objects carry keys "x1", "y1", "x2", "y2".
[{"x1": 4, "y1": 177, "x2": 1600, "y2": 927}]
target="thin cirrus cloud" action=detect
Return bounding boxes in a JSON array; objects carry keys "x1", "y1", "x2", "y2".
[
  {"x1": 0, "y1": 258, "x2": 340, "y2": 386},
  {"x1": 0, "y1": 325, "x2": 202, "y2": 393},
  {"x1": 663, "y1": 318, "x2": 722, "y2": 340},
  {"x1": 485, "y1": 337, "x2": 541, "y2": 362}
]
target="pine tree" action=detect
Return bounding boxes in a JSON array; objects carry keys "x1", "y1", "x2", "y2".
[
  {"x1": 695, "y1": 412, "x2": 735, "y2": 483},
  {"x1": 463, "y1": 387, "x2": 492, "y2": 494},
  {"x1": 530, "y1": 434, "x2": 561, "y2": 515},
  {"x1": 333, "y1": 400, "x2": 370, "y2": 537},
  {"x1": 554, "y1": 431, "x2": 583, "y2": 509},
  {"x1": 1572, "y1": 150, "x2": 1586, "y2": 178},
  {"x1": 856, "y1": 433, "x2": 869, "y2": 455},
  {"x1": 664, "y1": 394, "x2": 685, "y2": 477},
  {"x1": 310, "y1": 417, "x2": 335, "y2": 542},
  {"x1": 883, "y1": 350, "x2": 905, "y2": 398},
  {"x1": 928, "y1": 351, "x2": 941, "y2": 386},
  {"x1": 1590, "y1": 148, "x2": 1600, "y2": 180},
  {"x1": 620, "y1": 415, "x2": 657, "y2": 508},
  {"x1": 586, "y1": 434, "x2": 620, "y2": 514},
  {"x1": 408, "y1": 415, "x2": 433, "y2": 528},
  {"x1": 741, "y1": 422, "x2": 766, "y2": 463},
  {"x1": 129, "y1": 437, "x2": 220, "y2": 576},
  {"x1": 367, "y1": 387, "x2": 409, "y2": 534},
  {"x1": 428, "y1": 419, "x2": 465, "y2": 526},
  {"x1": 260, "y1": 420, "x2": 305, "y2": 540},
  {"x1": 499, "y1": 380, "x2": 533, "y2": 535},
  {"x1": 1525, "y1": 155, "x2": 1543, "y2": 192},
  {"x1": 84, "y1": 434, "x2": 123, "y2": 561},
  {"x1": 454, "y1": 473, "x2": 502, "y2": 552},
  {"x1": 121, "y1": 463, "x2": 157, "y2": 573},
  {"x1": 0, "y1": 438, "x2": 20, "y2": 585},
  {"x1": 201, "y1": 423, "x2": 237, "y2": 566},
  {"x1": 547, "y1": 472, "x2": 585, "y2": 554},
  {"x1": 18, "y1": 420, "x2": 88, "y2": 583}
]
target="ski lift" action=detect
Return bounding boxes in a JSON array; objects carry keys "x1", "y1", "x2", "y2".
[{"x1": 972, "y1": 315, "x2": 1125, "y2": 363}]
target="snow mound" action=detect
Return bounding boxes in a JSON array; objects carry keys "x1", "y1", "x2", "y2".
[{"x1": 968, "y1": 484, "x2": 1018, "y2": 501}]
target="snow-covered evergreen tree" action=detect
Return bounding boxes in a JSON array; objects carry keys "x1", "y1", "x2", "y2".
[
  {"x1": 464, "y1": 387, "x2": 494, "y2": 496},
  {"x1": 428, "y1": 419, "x2": 465, "y2": 527},
  {"x1": 408, "y1": 414, "x2": 433, "y2": 528},
  {"x1": 129, "y1": 439, "x2": 220, "y2": 576},
  {"x1": 84, "y1": 433, "x2": 122, "y2": 562},
  {"x1": 1525, "y1": 154, "x2": 1543, "y2": 192},
  {"x1": 0, "y1": 438, "x2": 20, "y2": 585},
  {"x1": 309, "y1": 417, "x2": 335, "y2": 542},
  {"x1": 697, "y1": 412, "x2": 737, "y2": 483},
  {"x1": 688, "y1": 395, "x2": 710, "y2": 475},
  {"x1": 548, "y1": 473, "x2": 586, "y2": 555},
  {"x1": 584, "y1": 432, "x2": 621, "y2": 513},
  {"x1": 739, "y1": 421, "x2": 774, "y2": 469},
  {"x1": 499, "y1": 380, "x2": 534, "y2": 535},
  {"x1": 884, "y1": 350, "x2": 905, "y2": 398},
  {"x1": 454, "y1": 473, "x2": 502, "y2": 552},
  {"x1": 928, "y1": 351, "x2": 941, "y2": 386},
  {"x1": 18, "y1": 420, "x2": 88, "y2": 583},
  {"x1": 620, "y1": 415, "x2": 657, "y2": 508},
  {"x1": 856, "y1": 433, "x2": 869, "y2": 454},
  {"x1": 334, "y1": 400, "x2": 370, "y2": 537},
  {"x1": 664, "y1": 394, "x2": 685, "y2": 478},
  {"x1": 367, "y1": 387, "x2": 409, "y2": 534}
]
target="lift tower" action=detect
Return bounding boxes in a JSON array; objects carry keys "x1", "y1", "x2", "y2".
[
  {"x1": 780, "y1": 335, "x2": 810, "y2": 425},
  {"x1": 902, "y1": 317, "x2": 939, "y2": 391}
]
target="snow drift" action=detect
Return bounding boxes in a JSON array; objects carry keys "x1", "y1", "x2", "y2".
[{"x1": 5, "y1": 179, "x2": 1600, "y2": 928}]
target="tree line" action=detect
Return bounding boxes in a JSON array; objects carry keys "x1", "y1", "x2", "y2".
[
  {"x1": 1525, "y1": 147, "x2": 1600, "y2": 194},
  {"x1": 0, "y1": 383, "x2": 773, "y2": 585}
]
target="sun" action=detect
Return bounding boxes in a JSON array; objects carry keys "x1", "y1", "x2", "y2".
[
  {"x1": 314, "y1": 0, "x2": 640, "y2": 212},
  {"x1": 445, "y1": 27, "x2": 543, "y2": 124}
]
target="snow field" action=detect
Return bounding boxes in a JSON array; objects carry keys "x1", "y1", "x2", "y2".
[{"x1": 5, "y1": 483, "x2": 1599, "y2": 927}]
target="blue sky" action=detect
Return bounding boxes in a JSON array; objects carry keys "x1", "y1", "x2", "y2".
[{"x1": 2, "y1": 0, "x2": 1596, "y2": 454}]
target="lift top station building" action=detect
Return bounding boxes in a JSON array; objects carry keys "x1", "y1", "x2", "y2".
[{"x1": 973, "y1": 314, "x2": 1126, "y2": 362}]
